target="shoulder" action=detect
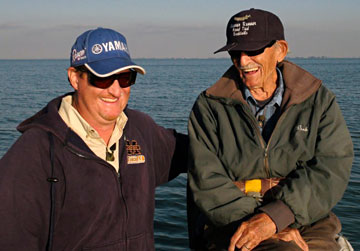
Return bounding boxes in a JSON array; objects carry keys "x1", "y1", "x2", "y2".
[
  {"x1": 317, "y1": 84, "x2": 335, "y2": 99},
  {"x1": 280, "y1": 60, "x2": 322, "y2": 93},
  {"x1": 124, "y1": 108, "x2": 174, "y2": 137},
  {"x1": 194, "y1": 91, "x2": 208, "y2": 104},
  {"x1": 124, "y1": 108, "x2": 157, "y2": 127},
  {"x1": 17, "y1": 127, "x2": 50, "y2": 148},
  {"x1": 123, "y1": 108, "x2": 177, "y2": 152},
  {"x1": 0, "y1": 127, "x2": 50, "y2": 174},
  {"x1": 206, "y1": 66, "x2": 241, "y2": 99},
  {"x1": 313, "y1": 85, "x2": 336, "y2": 110},
  {"x1": 11, "y1": 128, "x2": 50, "y2": 159}
]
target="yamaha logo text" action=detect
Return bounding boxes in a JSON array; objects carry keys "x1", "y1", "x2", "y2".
[{"x1": 91, "y1": 40, "x2": 129, "y2": 55}]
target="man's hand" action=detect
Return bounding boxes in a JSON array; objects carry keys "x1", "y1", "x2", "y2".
[
  {"x1": 228, "y1": 213, "x2": 276, "y2": 251},
  {"x1": 271, "y1": 228, "x2": 308, "y2": 251}
]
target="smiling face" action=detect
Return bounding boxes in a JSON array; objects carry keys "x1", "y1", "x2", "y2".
[
  {"x1": 231, "y1": 40, "x2": 288, "y2": 93},
  {"x1": 68, "y1": 68, "x2": 131, "y2": 129}
]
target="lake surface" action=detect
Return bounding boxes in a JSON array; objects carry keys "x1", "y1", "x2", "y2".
[{"x1": 0, "y1": 58, "x2": 359, "y2": 250}]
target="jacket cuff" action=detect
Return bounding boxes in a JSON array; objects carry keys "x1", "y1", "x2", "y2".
[{"x1": 259, "y1": 200, "x2": 295, "y2": 232}]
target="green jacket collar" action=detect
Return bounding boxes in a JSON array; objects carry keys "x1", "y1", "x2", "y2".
[{"x1": 206, "y1": 60, "x2": 322, "y2": 110}]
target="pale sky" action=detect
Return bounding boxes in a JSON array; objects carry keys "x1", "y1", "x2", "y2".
[{"x1": 1, "y1": 0, "x2": 359, "y2": 59}]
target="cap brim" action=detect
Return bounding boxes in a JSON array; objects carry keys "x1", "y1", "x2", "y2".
[
  {"x1": 214, "y1": 41, "x2": 273, "y2": 54},
  {"x1": 214, "y1": 43, "x2": 238, "y2": 54},
  {"x1": 85, "y1": 57, "x2": 146, "y2": 77}
]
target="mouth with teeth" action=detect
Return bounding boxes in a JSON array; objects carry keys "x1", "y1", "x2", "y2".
[
  {"x1": 242, "y1": 67, "x2": 260, "y2": 75},
  {"x1": 101, "y1": 97, "x2": 118, "y2": 103}
]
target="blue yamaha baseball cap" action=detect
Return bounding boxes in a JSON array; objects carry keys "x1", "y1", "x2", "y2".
[{"x1": 70, "y1": 27, "x2": 146, "y2": 77}]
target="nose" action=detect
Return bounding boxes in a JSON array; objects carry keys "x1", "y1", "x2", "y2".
[
  {"x1": 239, "y1": 52, "x2": 252, "y2": 67},
  {"x1": 107, "y1": 79, "x2": 129, "y2": 96}
]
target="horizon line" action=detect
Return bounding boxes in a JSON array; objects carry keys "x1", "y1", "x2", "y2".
[{"x1": 1, "y1": 56, "x2": 360, "y2": 61}]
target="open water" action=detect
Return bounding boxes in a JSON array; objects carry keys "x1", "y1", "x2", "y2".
[{"x1": 0, "y1": 58, "x2": 359, "y2": 250}]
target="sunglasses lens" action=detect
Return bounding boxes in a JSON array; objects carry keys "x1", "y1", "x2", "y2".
[
  {"x1": 230, "y1": 40, "x2": 276, "y2": 58},
  {"x1": 89, "y1": 71, "x2": 137, "y2": 89},
  {"x1": 117, "y1": 72, "x2": 132, "y2": 88},
  {"x1": 91, "y1": 77, "x2": 114, "y2": 89},
  {"x1": 245, "y1": 48, "x2": 266, "y2": 57}
]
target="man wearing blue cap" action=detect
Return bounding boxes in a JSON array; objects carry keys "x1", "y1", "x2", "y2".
[
  {"x1": 187, "y1": 9, "x2": 353, "y2": 251},
  {"x1": 0, "y1": 28, "x2": 187, "y2": 250}
]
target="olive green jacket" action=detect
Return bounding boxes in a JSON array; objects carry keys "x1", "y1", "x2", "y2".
[{"x1": 188, "y1": 60, "x2": 353, "y2": 231}]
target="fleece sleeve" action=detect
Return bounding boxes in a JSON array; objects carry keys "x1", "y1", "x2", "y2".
[
  {"x1": 0, "y1": 129, "x2": 52, "y2": 250},
  {"x1": 137, "y1": 112, "x2": 188, "y2": 187}
]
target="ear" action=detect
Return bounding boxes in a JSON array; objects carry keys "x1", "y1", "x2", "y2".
[
  {"x1": 275, "y1": 40, "x2": 288, "y2": 63},
  {"x1": 67, "y1": 67, "x2": 79, "y2": 90}
]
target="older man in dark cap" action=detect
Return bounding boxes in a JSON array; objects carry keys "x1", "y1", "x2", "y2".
[{"x1": 188, "y1": 8, "x2": 353, "y2": 251}]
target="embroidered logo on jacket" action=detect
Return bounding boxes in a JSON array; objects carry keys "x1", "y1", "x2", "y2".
[
  {"x1": 295, "y1": 124, "x2": 309, "y2": 132},
  {"x1": 126, "y1": 140, "x2": 146, "y2": 164}
]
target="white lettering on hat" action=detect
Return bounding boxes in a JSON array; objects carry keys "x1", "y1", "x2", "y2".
[
  {"x1": 93, "y1": 41, "x2": 129, "y2": 54},
  {"x1": 231, "y1": 21, "x2": 257, "y2": 37},
  {"x1": 108, "y1": 42, "x2": 115, "y2": 51},
  {"x1": 114, "y1": 41, "x2": 128, "y2": 52},
  {"x1": 102, "y1": 42, "x2": 108, "y2": 52},
  {"x1": 243, "y1": 21, "x2": 256, "y2": 27},
  {"x1": 72, "y1": 49, "x2": 87, "y2": 62},
  {"x1": 92, "y1": 44, "x2": 103, "y2": 54}
]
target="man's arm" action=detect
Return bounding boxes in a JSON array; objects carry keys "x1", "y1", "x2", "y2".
[
  {"x1": 188, "y1": 93, "x2": 260, "y2": 227},
  {"x1": 229, "y1": 90, "x2": 352, "y2": 250},
  {"x1": 168, "y1": 131, "x2": 189, "y2": 180},
  {"x1": 262, "y1": 92, "x2": 353, "y2": 229},
  {"x1": 136, "y1": 110, "x2": 188, "y2": 186},
  {"x1": 0, "y1": 129, "x2": 51, "y2": 249}
]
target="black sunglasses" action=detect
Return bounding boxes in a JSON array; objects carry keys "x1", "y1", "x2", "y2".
[
  {"x1": 230, "y1": 40, "x2": 276, "y2": 58},
  {"x1": 87, "y1": 70, "x2": 137, "y2": 89}
]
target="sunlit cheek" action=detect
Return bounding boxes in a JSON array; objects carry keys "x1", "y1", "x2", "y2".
[
  {"x1": 121, "y1": 96, "x2": 130, "y2": 110},
  {"x1": 121, "y1": 89, "x2": 131, "y2": 106}
]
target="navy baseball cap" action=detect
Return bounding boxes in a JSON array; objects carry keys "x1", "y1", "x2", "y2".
[
  {"x1": 70, "y1": 27, "x2": 146, "y2": 77},
  {"x1": 214, "y1": 9, "x2": 284, "y2": 53}
]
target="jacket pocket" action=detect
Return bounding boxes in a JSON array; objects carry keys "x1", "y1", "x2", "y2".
[
  {"x1": 82, "y1": 232, "x2": 153, "y2": 251},
  {"x1": 128, "y1": 232, "x2": 153, "y2": 251},
  {"x1": 82, "y1": 239, "x2": 126, "y2": 250}
]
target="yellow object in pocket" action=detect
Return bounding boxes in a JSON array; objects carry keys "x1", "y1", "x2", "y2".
[{"x1": 245, "y1": 179, "x2": 262, "y2": 193}]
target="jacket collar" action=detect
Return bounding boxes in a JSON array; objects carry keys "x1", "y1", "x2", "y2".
[
  {"x1": 17, "y1": 93, "x2": 93, "y2": 154},
  {"x1": 206, "y1": 60, "x2": 322, "y2": 109},
  {"x1": 17, "y1": 93, "x2": 71, "y2": 141}
]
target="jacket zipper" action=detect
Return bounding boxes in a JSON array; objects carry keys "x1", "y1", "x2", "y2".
[
  {"x1": 263, "y1": 108, "x2": 291, "y2": 176},
  {"x1": 118, "y1": 136, "x2": 129, "y2": 251},
  {"x1": 66, "y1": 142, "x2": 129, "y2": 249},
  {"x1": 241, "y1": 107, "x2": 269, "y2": 177},
  {"x1": 253, "y1": 118, "x2": 270, "y2": 177},
  {"x1": 242, "y1": 104, "x2": 291, "y2": 178}
]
